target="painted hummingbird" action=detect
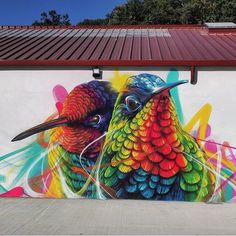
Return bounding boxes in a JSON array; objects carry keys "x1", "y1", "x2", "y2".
[
  {"x1": 95, "y1": 73, "x2": 216, "y2": 201},
  {"x1": 12, "y1": 80, "x2": 117, "y2": 198}
]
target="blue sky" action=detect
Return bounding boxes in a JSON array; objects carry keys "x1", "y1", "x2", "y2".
[{"x1": 0, "y1": 0, "x2": 126, "y2": 25}]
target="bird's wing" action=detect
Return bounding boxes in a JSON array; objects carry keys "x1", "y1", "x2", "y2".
[{"x1": 179, "y1": 133, "x2": 216, "y2": 201}]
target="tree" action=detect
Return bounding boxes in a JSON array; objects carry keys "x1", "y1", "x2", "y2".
[
  {"x1": 180, "y1": 0, "x2": 218, "y2": 24},
  {"x1": 180, "y1": 0, "x2": 236, "y2": 24},
  {"x1": 77, "y1": 18, "x2": 109, "y2": 25},
  {"x1": 216, "y1": 0, "x2": 236, "y2": 23},
  {"x1": 32, "y1": 10, "x2": 71, "y2": 26},
  {"x1": 143, "y1": 0, "x2": 184, "y2": 24},
  {"x1": 107, "y1": 0, "x2": 146, "y2": 25},
  {"x1": 103, "y1": 0, "x2": 236, "y2": 25}
]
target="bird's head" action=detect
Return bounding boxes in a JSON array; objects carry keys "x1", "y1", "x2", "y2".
[
  {"x1": 102, "y1": 73, "x2": 188, "y2": 177},
  {"x1": 111, "y1": 73, "x2": 187, "y2": 127},
  {"x1": 12, "y1": 81, "x2": 117, "y2": 158}
]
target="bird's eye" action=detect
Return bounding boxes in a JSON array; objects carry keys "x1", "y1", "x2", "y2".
[
  {"x1": 88, "y1": 115, "x2": 101, "y2": 126},
  {"x1": 125, "y1": 96, "x2": 141, "y2": 112}
]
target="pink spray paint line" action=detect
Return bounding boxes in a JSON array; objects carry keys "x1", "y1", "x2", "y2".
[
  {"x1": 197, "y1": 138, "x2": 236, "y2": 151},
  {"x1": 195, "y1": 124, "x2": 236, "y2": 152},
  {"x1": 203, "y1": 125, "x2": 218, "y2": 153},
  {"x1": 53, "y1": 85, "x2": 68, "y2": 114},
  {"x1": 0, "y1": 187, "x2": 24, "y2": 197},
  {"x1": 204, "y1": 139, "x2": 218, "y2": 154}
]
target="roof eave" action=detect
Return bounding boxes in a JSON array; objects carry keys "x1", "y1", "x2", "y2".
[{"x1": 0, "y1": 60, "x2": 235, "y2": 67}]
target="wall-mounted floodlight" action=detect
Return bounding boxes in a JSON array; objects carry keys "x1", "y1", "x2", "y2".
[{"x1": 92, "y1": 67, "x2": 102, "y2": 80}]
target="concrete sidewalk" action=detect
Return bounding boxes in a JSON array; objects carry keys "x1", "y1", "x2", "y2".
[{"x1": 0, "y1": 198, "x2": 235, "y2": 235}]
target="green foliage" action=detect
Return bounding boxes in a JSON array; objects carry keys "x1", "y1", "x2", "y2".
[
  {"x1": 142, "y1": 0, "x2": 184, "y2": 24},
  {"x1": 77, "y1": 18, "x2": 109, "y2": 26},
  {"x1": 107, "y1": 0, "x2": 146, "y2": 25},
  {"x1": 34, "y1": 0, "x2": 236, "y2": 26},
  {"x1": 77, "y1": 0, "x2": 236, "y2": 25},
  {"x1": 180, "y1": 0, "x2": 236, "y2": 24},
  {"x1": 32, "y1": 10, "x2": 71, "y2": 26}
]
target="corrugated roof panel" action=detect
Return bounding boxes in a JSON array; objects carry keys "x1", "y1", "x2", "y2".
[
  {"x1": 18, "y1": 29, "x2": 40, "y2": 38},
  {"x1": 164, "y1": 36, "x2": 183, "y2": 60},
  {"x1": 0, "y1": 29, "x2": 45, "y2": 49},
  {"x1": 56, "y1": 29, "x2": 73, "y2": 37},
  {"x1": 16, "y1": 29, "x2": 64, "y2": 60},
  {"x1": 1, "y1": 29, "x2": 27, "y2": 39},
  {"x1": 48, "y1": 29, "x2": 85, "y2": 60},
  {"x1": 80, "y1": 29, "x2": 106, "y2": 60},
  {"x1": 183, "y1": 30, "x2": 211, "y2": 60},
  {"x1": 190, "y1": 29, "x2": 224, "y2": 60},
  {"x1": 131, "y1": 36, "x2": 141, "y2": 60},
  {"x1": 111, "y1": 29, "x2": 120, "y2": 37},
  {"x1": 225, "y1": 34, "x2": 236, "y2": 45},
  {"x1": 69, "y1": 29, "x2": 101, "y2": 60},
  {"x1": 133, "y1": 29, "x2": 142, "y2": 37},
  {"x1": 126, "y1": 28, "x2": 134, "y2": 37},
  {"x1": 149, "y1": 36, "x2": 162, "y2": 60},
  {"x1": 157, "y1": 37, "x2": 173, "y2": 60},
  {"x1": 0, "y1": 30, "x2": 22, "y2": 45},
  {"x1": 0, "y1": 25, "x2": 235, "y2": 66},
  {"x1": 121, "y1": 34, "x2": 133, "y2": 60},
  {"x1": 210, "y1": 35, "x2": 236, "y2": 59},
  {"x1": 39, "y1": 29, "x2": 76, "y2": 60},
  {"x1": 119, "y1": 29, "x2": 127, "y2": 37},
  {"x1": 88, "y1": 29, "x2": 100, "y2": 37},
  {"x1": 0, "y1": 29, "x2": 21, "y2": 39},
  {"x1": 103, "y1": 29, "x2": 113, "y2": 37},
  {"x1": 148, "y1": 28, "x2": 156, "y2": 37},
  {"x1": 90, "y1": 30, "x2": 113, "y2": 60},
  {"x1": 100, "y1": 35, "x2": 118, "y2": 60},
  {"x1": 0, "y1": 29, "x2": 35, "y2": 50},
  {"x1": 30, "y1": 30, "x2": 73, "y2": 60},
  {"x1": 96, "y1": 28, "x2": 107, "y2": 37},
  {"x1": 58, "y1": 29, "x2": 92, "y2": 60},
  {"x1": 43, "y1": 29, "x2": 63, "y2": 37},
  {"x1": 0, "y1": 29, "x2": 53, "y2": 59},
  {"x1": 141, "y1": 36, "x2": 152, "y2": 60},
  {"x1": 169, "y1": 29, "x2": 195, "y2": 60},
  {"x1": 155, "y1": 29, "x2": 171, "y2": 37},
  {"x1": 175, "y1": 30, "x2": 205, "y2": 60},
  {"x1": 110, "y1": 34, "x2": 126, "y2": 60},
  {"x1": 66, "y1": 29, "x2": 85, "y2": 37},
  {"x1": 0, "y1": 29, "x2": 10, "y2": 37},
  {"x1": 80, "y1": 37, "x2": 102, "y2": 60},
  {"x1": 197, "y1": 33, "x2": 229, "y2": 60},
  {"x1": 141, "y1": 29, "x2": 149, "y2": 37}
]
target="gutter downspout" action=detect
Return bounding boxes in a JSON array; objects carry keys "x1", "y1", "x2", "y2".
[{"x1": 190, "y1": 66, "x2": 197, "y2": 85}]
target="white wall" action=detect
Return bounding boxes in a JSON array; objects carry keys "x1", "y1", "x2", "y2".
[{"x1": 0, "y1": 66, "x2": 235, "y2": 154}]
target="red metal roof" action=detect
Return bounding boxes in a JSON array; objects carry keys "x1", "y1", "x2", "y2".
[{"x1": 0, "y1": 25, "x2": 235, "y2": 67}]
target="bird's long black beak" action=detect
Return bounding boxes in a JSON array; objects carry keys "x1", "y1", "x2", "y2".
[
  {"x1": 11, "y1": 117, "x2": 68, "y2": 142},
  {"x1": 146, "y1": 79, "x2": 188, "y2": 102},
  {"x1": 154, "y1": 80, "x2": 188, "y2": 95}
]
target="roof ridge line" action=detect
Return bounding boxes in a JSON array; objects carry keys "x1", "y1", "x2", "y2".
[{"x1": 0, "y1": 24, "x2": 203, "y2": 30}]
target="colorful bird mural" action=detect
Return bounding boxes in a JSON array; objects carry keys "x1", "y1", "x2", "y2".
[
  {"x1": 94, "y1": 73, "x2": 216, "y2": 201},
  {"x1": 11, "y1": 80, "x2": 118, "y2": 198},
  {"x1": 2, "y1": 72, "x2": 235, "y2": 201}
]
